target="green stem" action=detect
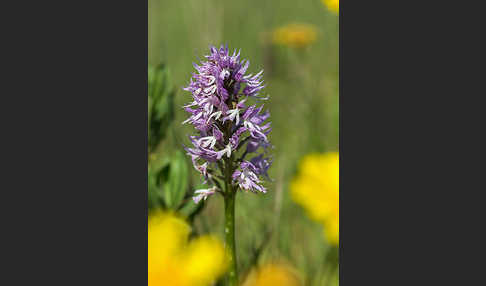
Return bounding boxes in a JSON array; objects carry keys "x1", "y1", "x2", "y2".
[
  {"x1": 224, "y1": 188, "x2": 238, "y2": 286},
  {"x1": 222, "y1": 93, "x2": 238, "y2": 286}
]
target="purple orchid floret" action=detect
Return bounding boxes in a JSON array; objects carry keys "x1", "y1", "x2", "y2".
[
  {"x1": 193, "y1": 186, "x2": 218, "y2": 204},
  {"x1": 232, "y1": 161, "x2": 266, "y2": 193},
  {"x1": 183, "y1": 45, "x2": 272, "y2": 202},
  {"x1": 250, "y1": 154, "x2": 272, "y2": 179}
]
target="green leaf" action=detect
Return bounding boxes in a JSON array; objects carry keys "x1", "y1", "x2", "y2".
[
  {"x1": 163, "y1": 150, "x2": 189, "y2": 209},
  {"x1": 148, "y1": 166, "x2": 161, "y2": 210},
  {"x1": 178, "y1": 199, "x2": 201, "y2": 218},
  {"x1": 148, "y1": 156, "x2": 170, "y2": 210},
  {"x1": 148, "y1": 64, "x2": 175, "y2": 152}
]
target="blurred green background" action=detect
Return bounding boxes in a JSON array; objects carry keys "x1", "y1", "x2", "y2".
[{"x1": 149, "y1": 0, "x2": 338, "y2": 285}]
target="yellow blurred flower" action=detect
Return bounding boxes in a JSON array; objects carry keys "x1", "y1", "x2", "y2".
[
  {"x1": 272, "y1": 23, "x2": 317, "y2": 49},
  {"x1": 322, "y1": 0, "x2": 339, "y2": 14},
  {"x1": 148, "y1": 212, "x2": 228, "y2": 286},
  {"x1": 242, "y1": 263, "x2": 301, "y2": 286},
  {"x1": 291, "y1": 152, "x2": 339, "y2": 245}
]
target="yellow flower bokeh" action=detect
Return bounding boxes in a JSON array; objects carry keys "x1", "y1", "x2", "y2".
[
  {"x1": 272, "y1": 23, "x2": 317, "y2": 49},
  {"x1": 322, "y1": 0, "x2": 339, "y2": 14},
  {"x1": 148, "y1": 212, "x2": 228, "y2": 286},
  {"x1": 291, "y1": 152, "x2": 339, "y2": 245},
  {"x1": 242, "y1": 263, "x2": 302, "y2": 286}
]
